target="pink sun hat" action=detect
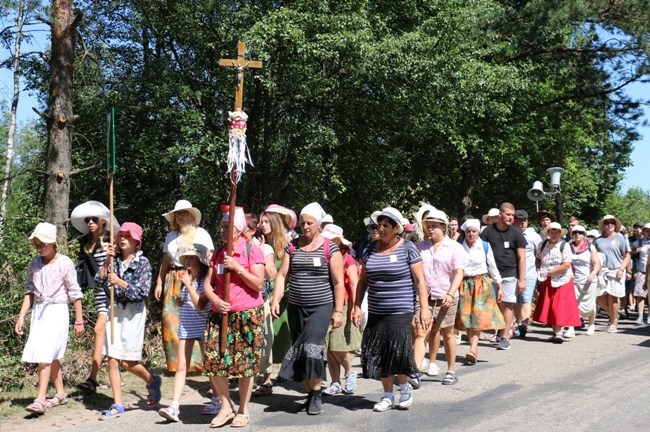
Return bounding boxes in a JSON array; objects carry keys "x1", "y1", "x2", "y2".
[{"x1": 263, "y1": 204, "x2": 297, "y2": 230}]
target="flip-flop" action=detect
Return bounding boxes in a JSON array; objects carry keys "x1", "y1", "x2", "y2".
[
  {"x1": 76, "y1": 378, "x2": 98, "y2": 392},
  {"x1": 210, "y1": 410, "x2": 235, "y2": 428}
]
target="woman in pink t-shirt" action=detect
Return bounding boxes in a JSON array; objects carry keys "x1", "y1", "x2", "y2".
[{"x1": 202, "y1": 207, "x2": 265, "y2": 428}]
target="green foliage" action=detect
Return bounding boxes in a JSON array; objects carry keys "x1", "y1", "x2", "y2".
[{"x1": 603, "y1": 187, "x2": 650, "y2": 229}]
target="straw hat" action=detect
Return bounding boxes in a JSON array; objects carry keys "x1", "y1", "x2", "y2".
[
  {"x1": 541, "y1": 221, "x2": 568, "y2": 237},
  {"x1": 597, "y1": 214, "x2": 622, "y2": 233},
  {"x1": 535, "y1": 210, "x2": 557, "y2": 224},
  {"x1": 29, "y1": 222, "x2": 57, "y2": 245},
  {"x1": 321, "y1": 224, "x2": 352, "y2": 248},
  {"x1": 162, "y1": 200, "x2": 202, "y2": 225},
  {"x1": 70, "y1": 201, "x2": 120, "y2": 235},
  {"x1": 482, "y1": 208, "x2": 499, "y2": 224},
  {"x1": 423, "y1": 209, "x2": 449, "y2": 225}
]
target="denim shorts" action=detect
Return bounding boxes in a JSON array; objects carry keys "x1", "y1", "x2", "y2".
[
  {"x1": 500, "y1": 277, "x2": 517, "y2": 303},
  {"x1": 516, "y1": 277, "x2": 537, "y2": 303}
]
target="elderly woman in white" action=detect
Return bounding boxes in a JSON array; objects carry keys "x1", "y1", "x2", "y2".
[{"x1": 457, "y1": 219, "x2": 505, "y2": 363}]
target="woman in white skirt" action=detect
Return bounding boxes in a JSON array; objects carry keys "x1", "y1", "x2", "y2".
[
  {"x1": 96, "y1": 222, "x2": 160, "y2": 420},
  {"x1": 15, "y1": 222, "x2": 85, "y2": 414}
]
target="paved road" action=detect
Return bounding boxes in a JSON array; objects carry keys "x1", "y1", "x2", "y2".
[{"x1": 6, "y1": 317, "x2": 650, "y2": 432}]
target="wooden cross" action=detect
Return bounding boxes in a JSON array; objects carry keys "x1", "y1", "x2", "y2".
[{"x1": 219, "y1": 41, "x2": 263, "y2": 111}]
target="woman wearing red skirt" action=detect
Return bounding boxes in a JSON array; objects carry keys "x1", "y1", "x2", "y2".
[{"x1": 533, "y1": 222, "x2": 581, "y2": 343}]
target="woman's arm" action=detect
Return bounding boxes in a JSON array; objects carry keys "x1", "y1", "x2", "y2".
[
  {"x1": 346, "y1": 261, "x2": 359, "y2": 317},
  {"x1": 410, "y1": 261, "x2": 432, "y2": 330},
  {"x1": 588, "y1": 247, "x2": 602, "y2": 283},
  {"x1": 271, "y1": 253, "x2": 290, "y2": 318},
  {"x1": 224, "y1": 255, "x2": 265, "y2": 291},
  {"x1": 329, "y1": 251, "x2": 345, "y2": 328},
  {"x1": 154, "y1": 253, "x2": 171, "y2": 301},
  {"x1": 263, "y1": 253, "x2": 277, "y2": 282}
]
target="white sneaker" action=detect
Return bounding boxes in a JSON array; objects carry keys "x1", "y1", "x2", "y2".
[
  {"x1": 586, "y1": 324, "x2": 595, "y2": 336},
  {"x1": 373, "y1": 397, "x2": 395, "y2": 412},
  {"x1": 455, "y1": 334, "x2": 462, "y2": 345},
  {"x1": 424, "y1": 362, "x2": 440, "y2": 376},
  {"x1": 634, "y1": 317, "x2": 645, "y2": 326},
  {"x1": 563, "y1": 327, "x2": 575, "y2": 338},
  {"x1": 398, "y1": 388, "x2": 413, "y2": 409}
]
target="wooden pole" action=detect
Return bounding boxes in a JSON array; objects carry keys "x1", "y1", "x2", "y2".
[{"x1": 218, "y1": 42, "x2": 262, "y2": 353}]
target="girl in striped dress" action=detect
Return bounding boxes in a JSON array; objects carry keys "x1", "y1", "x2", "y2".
[
  {"x1": 158, "y1": 244, "x2": 212, "y2": 422},
  {"x1": 70, "y1": 201, "x2": 119, "y2": 393}
]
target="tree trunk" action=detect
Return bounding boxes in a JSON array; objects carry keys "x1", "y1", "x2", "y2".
[
  {"x1": 44, "y1": 0, "x2": 78, "y2": 242},
  {"x1": 0, "y1": 0, "x2": 26, "y2": 244}
]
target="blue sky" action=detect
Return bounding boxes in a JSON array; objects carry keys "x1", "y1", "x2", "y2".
[{"x1": 1, "y1": 27, "x2": 649, "y2": 194}]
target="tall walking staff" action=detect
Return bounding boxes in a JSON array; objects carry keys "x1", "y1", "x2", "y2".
[
  {"x1": 218, "y1": 42, "x2": 262, "y2": 352},
  {"x1": 107, "y1": 107, "x2": 117, "y2": 344}
]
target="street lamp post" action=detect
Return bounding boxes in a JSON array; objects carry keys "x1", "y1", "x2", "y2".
[{"x1": 527, "y1": 167, "x2": 565, "y2": 226}]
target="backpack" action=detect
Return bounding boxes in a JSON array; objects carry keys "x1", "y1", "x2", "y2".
[
  {"x1": 481, "y1": 239, "x2": 489, "y2": 255},
  {"x1": 288, "y1": 237, "x2": 331, "y2": 263},
  {"x1": 540, "y1": 238, "x2": 568, "y2": 254}
]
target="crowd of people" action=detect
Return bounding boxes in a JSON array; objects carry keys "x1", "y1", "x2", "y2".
[{"x1": 14, "y1": 199, "x2": 650, "y2": 426}]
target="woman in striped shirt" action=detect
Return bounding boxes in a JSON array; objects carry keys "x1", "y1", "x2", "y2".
[
  {"x1": 352, "y1": 207, "x2": 431, "y2": 413},
  {"x1": 271, "y1": 202, "x2": 345, "y2": 416}
]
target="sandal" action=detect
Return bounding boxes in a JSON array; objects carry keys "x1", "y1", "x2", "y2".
[
  {"x1": 25, "y1": 399, "x2": 48, "y2": 414},
  {"x1": 46, "y1": 394, "x2": 68, "y2": 408},
  {"x1": 230, "y1": 413, "x2": 250, "y2": 428},
  {"x1": 210, "y1": 409, "x2": 235, "y2": 428},
  {"x1": 146, "y1": 375, "x2": 162, "y2": 407},
  {"x1": 465, "y1": 351, "x2": 478, "y2": 364},
  {"x1": 99, "y1": 403, "x2": 126, "y2": 420},
  {"x1": 251, "y1": 383, "x2": 273, "y2": 397},
  {"x1": 201, "y1": 397, "x2": 222, "y2": 415},
  {"x1": 76, "y1": 378, "x2": 98, "y2": 392},
  {"x1": 441, "y1": 371, "x2": 458, "y2": 386},
  {"x1": 343, "y1": 373, "x2": 358, "y2": 394}
]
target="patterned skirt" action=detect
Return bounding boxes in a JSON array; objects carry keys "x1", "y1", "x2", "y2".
[
  {"x1": 278, "y1": 303, "x2": 331, "y2": 382},
  {"x1": 361, "y1": 313, "x2": 417, "y2": 380},
  {"x1": 456, "y1": 275, "x2": 506, "y2": 331},
  {"x1": 203, "y1": 306, "x2": 264, "y2": 378}
]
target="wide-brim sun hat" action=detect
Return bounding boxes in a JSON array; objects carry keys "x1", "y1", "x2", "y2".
[
  {"x1": 29, "y1": 222, "x2": 57, "y2": 245},
  {"x1": 163, "y1": 200, "x2": 202, "y2": 225},
  {"x1": 179, "y1": 243, "x2": 211, "y2": 267},
  {"x1": 482, "y1": 208, "x2": 499, "y2": 224},
  {"x1": 597, "y1": 214, "x2": 622, "y2": 233},
  {"x1": 542, "y1": 221, "x2": 568, "y2": 237},
  {"x1": 461, "y1": 219, "x2": 481, "y2": 232},
  {"x1": 379, "y1": 207, "x2": 405, "y2": 234},
  {"x1": 644, "y1": 223, "x2": 650, "y2": 231},
  {"x1": 264, "y1": 204, "x2": 297, "y2": 230},
  {"x1": 587, "y1": 229, "x2": 599, "y2": 238},
  {"x1": 70, "y1": 200, "x2": 120, "y2": 235},
  {"x1": 321, "y1": 224, "x2": 353, "y2": 247},
  {"x1": 535, "y1": 210, "x2": 557, "y2": 224}
]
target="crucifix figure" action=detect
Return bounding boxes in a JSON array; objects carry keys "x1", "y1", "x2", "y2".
[
  {"x1": 219, "y1": 41, "x2": 263, "y2": 111},
  {"x1": 217, "y1": 41, "x2": 262, "y2": 352}
]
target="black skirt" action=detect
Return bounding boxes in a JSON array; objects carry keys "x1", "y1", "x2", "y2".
[
  {"x1": 361, "y1": 312, "x2": 417, "y2": 379},
  {"x1": 278, "y1": 302, "x2": 332, "y2": 382}
]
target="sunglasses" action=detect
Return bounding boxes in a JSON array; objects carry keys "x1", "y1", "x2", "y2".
[
  {"x1": 572, "y1": 231, "x2": 585, "y2": 235},
  {"x1": 84, "y1": 216, "x2": 99, "y2": 224},
  {"x1": 604, "y1": 220, "x2": 616, "y2": 225},
  {"x1": 33, "y1": 242, "x2": 49, "y2": 249},
  {"x1": 367, "y1": 224, "x2": 378, "y2": 230}
]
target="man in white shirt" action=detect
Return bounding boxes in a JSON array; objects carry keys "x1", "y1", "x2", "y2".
[{"x1": 514, "y1": 210, "x2": 542, "y2": 338}]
